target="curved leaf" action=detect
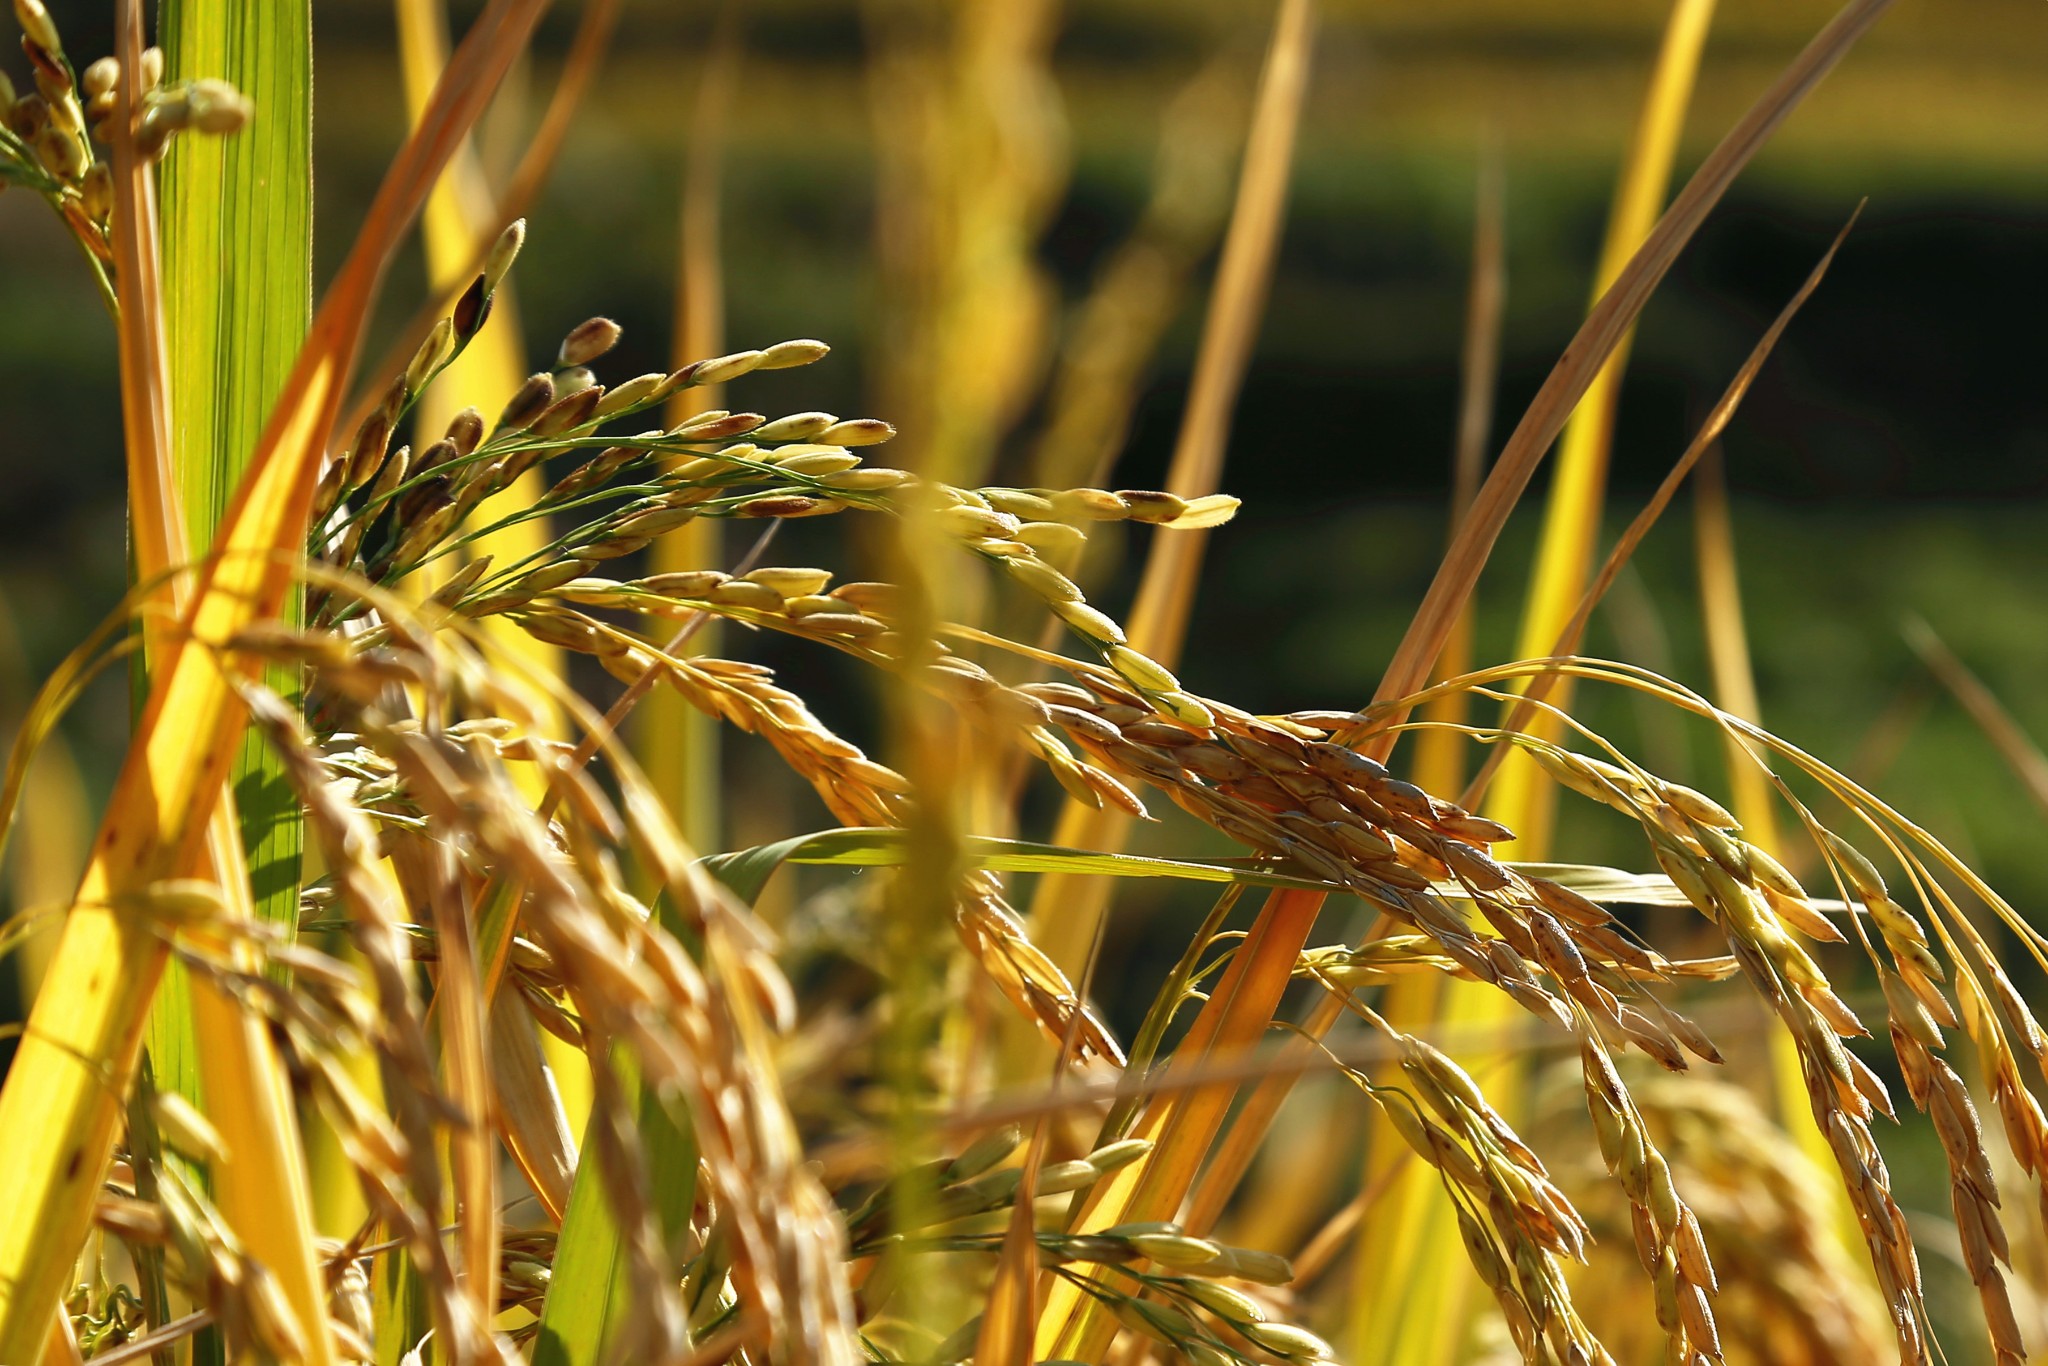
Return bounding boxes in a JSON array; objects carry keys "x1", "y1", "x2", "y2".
[{"x1": 701, "y1": 828, "x2": 1346, "y2": 907}]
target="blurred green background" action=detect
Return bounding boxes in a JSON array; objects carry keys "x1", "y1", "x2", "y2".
[{"x1": 0, "y1": 0, "x2": 2044, "y2": 945}]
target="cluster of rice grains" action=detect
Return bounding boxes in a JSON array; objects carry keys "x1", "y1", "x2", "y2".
[
  {"x1": 1525, "y1": 1073, "x2": 1893, "y2": 1362},
  {"x1": 0, "y1": 0, "x2": 250, "y2": 271},
  {"x1": 1528, "y1": 742, "x2": 2044, "y2": 1366},
  {"x1": 121, "y1": 222, "x2": 2048, "y2": 1366},
  {"x1": 231, "y1": 640, "x2": 860, "y2": 1363}
]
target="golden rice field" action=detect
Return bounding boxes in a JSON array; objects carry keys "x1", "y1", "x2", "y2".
[{"x1": 1, "y1": 3, "x2": 2045, "y2": 1366}]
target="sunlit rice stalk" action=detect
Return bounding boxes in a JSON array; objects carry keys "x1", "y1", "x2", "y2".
[
  {"x1": 1343, "y1": 139, "x2": 1512, "y2": 1366},
  {"x1": 335, "y1": 0, "x2": 618, "y2": 447},
  {"x1": 1035, "y1": 887, "x2": 1325, "y2": 1362},
  {"x1": 142, "y1": 11, "x2": 315, "y2": 1361},
  {"x1": 976, "y1": 935, "x2": 1111, "y2": 1366},
  {"x1": 1693, "y1": 448, "x2": 1891, "y2": 1333},
  {"x1": 0, "y1": 3, "x2": 546, "y2": 1354},
  {"x1": 395, "y1": 0, "x2": 561, "y2": 748},
  {"x1": 1692, "y1": 452, "x2": 1776, "y2": 846},
  {"x1": 392, "y1": 0, "x2": 550, "y2": 1320},
  {"x1": 859, "y1": 4, "x2": 1068, "y2": 1192},
  {"x1": 1357, "y1": 0, "x2": 1899, "y2": 740},
  {"x1": 113, "y1": 4, "x2": 334, "y2": 1362},
  {"x1": 396, "y1": 0, "x2": 603, "y2": 1232},
  {"x1": 1696, "y1": 462, "x2": 1809, "y2": 1082},
  {"x1": 391, "y1": 0, "x2": 520, "y2": 1327},
  {"x1": 1135, "y1": 0, "x2": 1889, "y2": 1350},
  {"x1": 861, "y1": 5, "x2": 1065, "y2": 1221}
]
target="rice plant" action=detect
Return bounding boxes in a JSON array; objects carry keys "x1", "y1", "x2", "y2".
[{"x1": 3, "y1": 2, "x2": 2043, "y2": 1366}]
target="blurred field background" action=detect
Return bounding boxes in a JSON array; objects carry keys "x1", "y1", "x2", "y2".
[
  {"x1": 6, "y1": 0, "x2": 2043, "y2": 890},
  {"x1": 0, "y1": 3, "x2": 2044, "y2": 1349}
]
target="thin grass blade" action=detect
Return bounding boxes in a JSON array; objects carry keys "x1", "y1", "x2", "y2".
[{"x1": 1360, "y1": 0, "x2": 1897, "y2": 748}]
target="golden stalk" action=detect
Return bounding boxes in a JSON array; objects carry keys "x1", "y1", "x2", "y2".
[
  {"x1": 1183, "y1": 137, "x2": 1505, "y2": 1242},
  {"x1": 0, "y1": 4, "x2": 547, "y2": 1353},
  {"x1": 1034, "y1": 888, "x2": 1324, "y2": 1360}
]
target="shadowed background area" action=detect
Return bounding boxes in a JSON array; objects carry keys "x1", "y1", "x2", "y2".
[{"x1": 3, "y1": 0, "x2": 2041, "y2": 888}]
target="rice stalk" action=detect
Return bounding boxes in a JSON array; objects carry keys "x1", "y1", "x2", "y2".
[
  {"x1": 1179, "y1": 120, "x2": 1856, "y2": 1366},
  {"x1": 1691, "y1": 453, "x2": 1779, "y2": 848},
  {"x1": 1451, "y1": 207, "x2": 1857, "y2": 812},
  {"x1": 1182, "y1": 139, "x2": 1506, "y2": 1259},
  {"x1": 1376, "y1": 55, "x2": 1726, "y2": 1358},
  {"x1": 100, "y1": 2, "x2": 335, "y2": 1359},
  {"x1": 393, "y1": 0, "x2": 560, "y2": 742},
  {"x1": 1143, "y1": 15, "x2": 1892, "y2": 1350},
  {"x1": 0, "y1": 3, "x2": 545, "y2": 1354},
  {"x1": 974, "y1": 929, "x2": 1110, "y2": 1366},
  {"x1": 1341, "y1": 137, "x2": 1512, "y2": 1365},
  {"x1": 337, "y1": 0, "x2": 619, "y2": 445},
  {"x1": 396, "y1": 0, "x2": 607, "y2": 1160}
]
